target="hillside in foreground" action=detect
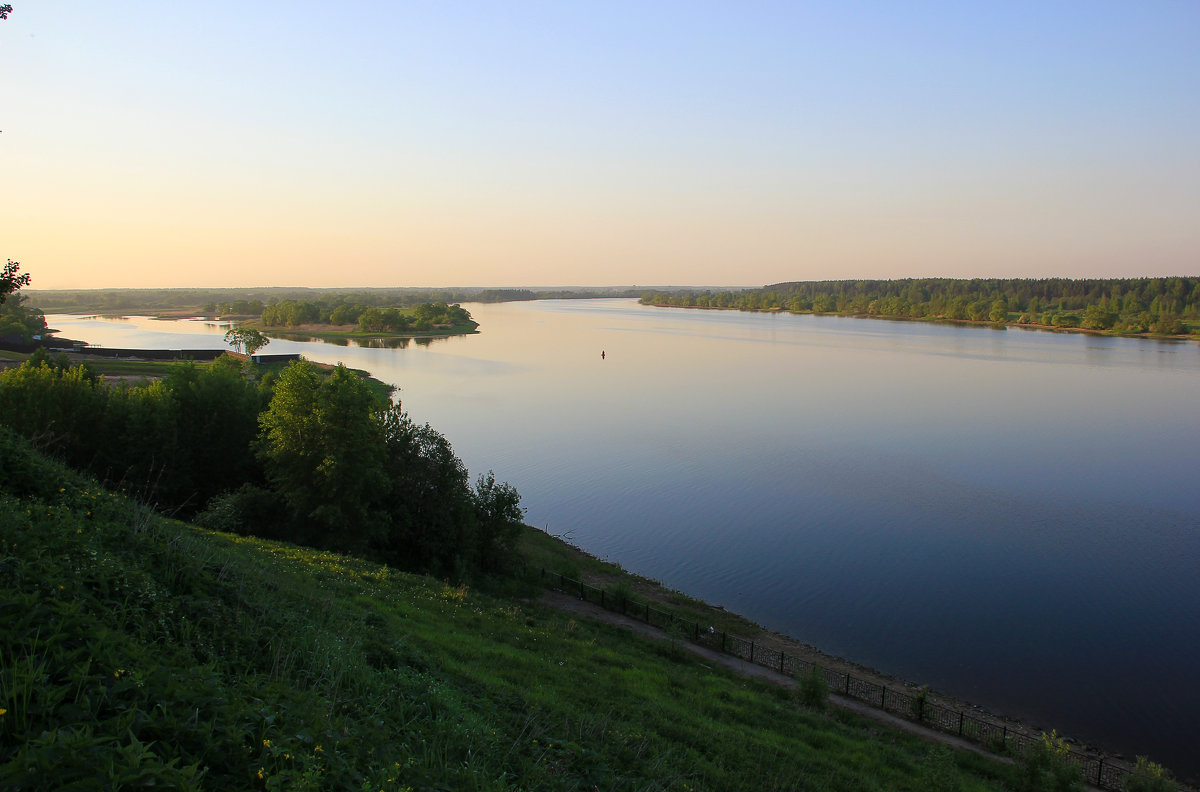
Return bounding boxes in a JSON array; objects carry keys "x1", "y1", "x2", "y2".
[{"x1": 1, "y1": 430, "x2": 1022, "y2": 791}]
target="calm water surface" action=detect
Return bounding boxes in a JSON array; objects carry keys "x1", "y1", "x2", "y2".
[{"x1": 48, "y1": 301, "x2": 1200, "y2": 776}]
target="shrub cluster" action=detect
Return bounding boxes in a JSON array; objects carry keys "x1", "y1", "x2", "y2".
[{"x1": 0, "y1": 356, "x2": 522, "y2": 580}]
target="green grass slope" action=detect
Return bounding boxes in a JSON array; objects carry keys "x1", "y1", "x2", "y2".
[{"x1": 0, "y1": 431, "x2": 1015, "y2": 791}]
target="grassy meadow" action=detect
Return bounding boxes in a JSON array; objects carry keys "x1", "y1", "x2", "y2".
[{"x1": 1, "y1": 430, "x2": 1028, "y2": 791}]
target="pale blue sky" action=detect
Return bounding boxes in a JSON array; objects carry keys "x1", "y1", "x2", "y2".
[{"x1": 2, "y1": 2, "x2": 1198, "y2": 288}]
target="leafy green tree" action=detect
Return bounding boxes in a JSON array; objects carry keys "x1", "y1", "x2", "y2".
[
  {"x1": 0, "y1": 292, "x2": 48, "y2": 342},
  {"x1": 472, "y1": 471, "x2": 525, "y2": 573},
  {"x1": 1082, "y1": 304, "x2": 1116, "y2": 330},
  {"x1": 101, "y1": 380, "x2": 181, "y2": 502},
  {"x1": 1150, "y1": 315, "x2": 1184, "y2": 335},
  {"x1": 256, "y1": 362, "x2": 387, "y2": 551},
  {"x1": 357, "y1": 307, "x2": 385, "y2": 332},
  {"x1": 374, "y1": 404, "x2": 476, "y2": 576},
  {"x1": 163, "y1": 357, "x2": 264, "y2": 513},
  {"x1": 256, "y1": 361, "x2": 322, "y2": 514},
  {"x1": 0, "y1": 359, "x2": 107, "y2": 461},
  {"x1": 224, "y1": 326, "x2": 270, "y2": 355},
  {"x1": 1, "y1": 259, "x2": 29, "y2": 304}
]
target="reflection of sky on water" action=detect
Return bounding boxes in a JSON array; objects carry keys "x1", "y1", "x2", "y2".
[{"x1": 44, "y1": 302, "x2": 1200, "y2": 777}]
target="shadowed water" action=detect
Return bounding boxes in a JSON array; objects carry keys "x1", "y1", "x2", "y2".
[{"x1": 47, "y1": 301, "x2": 1200, "y2": 778}]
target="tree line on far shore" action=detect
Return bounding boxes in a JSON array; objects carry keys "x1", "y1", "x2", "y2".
[
  {"x1": 641, "y1": 276, "x2": 1199, "y2": 335},
  {"x1": 0, "y1": 354, "x2": 523, "y2": 580}
]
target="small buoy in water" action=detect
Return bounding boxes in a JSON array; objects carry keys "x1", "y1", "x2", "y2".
[{"x1": 601, "y1": 350, "x2": 606, "y2": 360}]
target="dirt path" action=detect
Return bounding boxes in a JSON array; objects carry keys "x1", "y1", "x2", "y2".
[
  {"x1": 539, "y1": 591, "x2": 994, "y2": 756},
  {"x1": 537, "y1": 590, "x2": 1112, "y2": 791}
]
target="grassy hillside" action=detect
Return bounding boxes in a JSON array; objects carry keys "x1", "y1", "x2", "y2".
[{"x1": 0, "y1": 431, "x2": 1018, "y2": 791}]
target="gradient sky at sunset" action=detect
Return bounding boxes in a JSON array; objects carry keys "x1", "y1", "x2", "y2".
[{"x1": 3, "y1": 2, "x2": 1198, "y2": 289}]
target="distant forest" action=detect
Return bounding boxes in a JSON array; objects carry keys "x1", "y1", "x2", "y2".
[
  {"x1": 641, "y1": 277, "x2": 1200, "y2": 335},
  {"x1": 26, "y1": 286, "x2": 642, "y2": 315}
]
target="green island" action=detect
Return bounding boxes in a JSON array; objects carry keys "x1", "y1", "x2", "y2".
[
  {"x1": 250, "y1": 299, "x2": 479, "y2": 343},
  {"x1": 640, "y1": 277, "x2": 1200, "y2": 339}
]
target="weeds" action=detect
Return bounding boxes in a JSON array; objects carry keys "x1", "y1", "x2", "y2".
[
  {"x1": 1125, "y1": 756, "x2": 1177, "y2": 792},
  {"x1": 798, "y1": 663, "x2": 830, "y2": 710}
]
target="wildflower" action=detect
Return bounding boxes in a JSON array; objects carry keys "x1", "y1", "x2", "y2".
[
  {"x1": 0, "y1": 708, "x2": 7, "y2": 716},
  {"x1": 257, "y1": 768, "x2": 264, "y2": 780},
  {"x1": 263, "y1": 739, "x2": 271, "y2": 747},
  {"x1": 314, "y1": 745, "x2": 323, "y2": 753}
]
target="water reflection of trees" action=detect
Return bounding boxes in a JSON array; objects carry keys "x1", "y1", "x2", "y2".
[
  {"x1": 356, "y1": 336, "x2": 443, "y2": 349},
  {"x1": 286, "y1": 334, "x2": 449, "y2": 349}
]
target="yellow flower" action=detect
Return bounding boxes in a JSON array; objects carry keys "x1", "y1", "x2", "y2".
[
  {"x1": 257, "y1": 768, "x2": 264, "y2": 780},
  {"x1": 0, "y1": 708, "x2": 7, "y2": 716},
  {"x1": 263, "y1": 739, "x2": 271, "y2": 747},
  {"x1": 314, "y1": 745, "x2": 323, "y2": 753}
]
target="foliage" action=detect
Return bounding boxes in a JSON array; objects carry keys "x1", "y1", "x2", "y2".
[
  {"x1": 1014, "y1": 730, "x2": 1083, "y2": 792},
  {"x1": 911, "y1": 685, "x2": 929, "y2": 721},
  {"x1": 0, "y1": 355, "x2": 262, "y2": 514},
  {"x1": 1124, "y1": 756, "x2": 1176, "y2": 792},
  {"x1": 0, "y1": 263, "x2": 46, "y2": 343},
  {"x1": 373, "y1": 404, "x2": 478, "y2": 576},
  {"x1": 1, "y1": 260, "x2": 30, "y2": 304},
  {"x1": 223, "y1": 326, "x2": 270, "y2": 355},
  {"x1": 472, "y1": 471, "x2": 526, "y2": 574},
  {"x1": 798, "y1": 664, "x2": 830, "y2": 710},
  {"x1": 256, "y1": 362, "x2": 387, "y2": 552},
  {"x1": 26, "y1": 286, "x2": 642, "y2": 315},
  {"x1": 0, "y1": 433, "x2": 1017, "y2": 791},
  {"x1": 641, "y1": 276, "x2": 1200, "y2": 336},
  {"x1": 0, "y1": 352, "x2": 522, "y2": 581},
  {"x1": 260, "y1": 298, "x2": 475, "y2": 333}
]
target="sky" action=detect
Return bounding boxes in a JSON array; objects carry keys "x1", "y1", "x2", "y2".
[{"x1": 2, "y1": 2, "x2": 1198, "y2": 290}]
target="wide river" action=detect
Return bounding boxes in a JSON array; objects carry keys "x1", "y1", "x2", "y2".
[{"x1": 47, "y1": 300, "x2": 1200, "y2": 777}]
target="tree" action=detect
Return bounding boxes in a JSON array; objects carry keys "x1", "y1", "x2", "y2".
[
  {"x1": 1, "y1": 260, "x2": 30, "y2": 305},
  {"x1": 375, "y1": 404, "x2": 476, "y2": 576},
  {"x1": 163, "y1": 357, "x2": 264, "y2": 512},
  {"x1": 224, "y1": 326, "x2": 270, "y2": 356},
  {"x1": 256, "y1": 362, "x2": 386, "y2": 551},
  {"x1": 0, "y1": 6, "x2": 12, "y2": 21},
  {"x1": 472, "y1": 471, "x2": 525, "y2": 573}
]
